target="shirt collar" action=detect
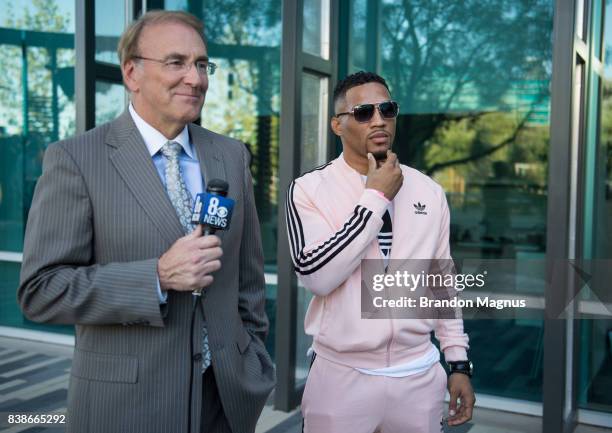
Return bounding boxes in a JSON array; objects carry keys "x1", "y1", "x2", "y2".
[{"x1": 128, "y1": 103, "x2": 195, "y2": 159}]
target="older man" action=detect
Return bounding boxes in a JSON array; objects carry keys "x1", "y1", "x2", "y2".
[{"x1": 18, "y1": 11, "x2": 274, "y2": 433}]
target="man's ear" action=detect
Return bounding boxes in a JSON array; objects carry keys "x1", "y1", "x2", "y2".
[
  {"x1": 331, "y1": 116, "x2": 342, "y2": 137},
  {"x1": 121, "y1": 60, "x2": 139, "y2": 93}
]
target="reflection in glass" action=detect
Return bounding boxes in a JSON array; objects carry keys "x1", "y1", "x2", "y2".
[
  {"x1": 300, "y1": 73, "x2": 329, "y2": 172},
  {"x1": 95, "y1": 0, "x2": 125, "y2": 64},
  {"x1": 349, "y1": 0, "x2": 367, "y2": 71},
  {"x1": 348, "y1": 0, "x2": 553, "y2": 402},
  {"x1": 593, "y1": 24, "x2": 612, "y2": 262},
  {"x1": 576, "y1": 0, "x2": 585, "y2": 40},
  {"x1": 0, "y1": 1, "x2": 75, "y2": 334},
  {"x1": 0, "y1": 261, "x2": 72, "y2": 333},
  {"x1": 96, "y1": 81, "x2": 125, "y2": 126},
  {"x1": 0, "y1": 1, "x2": 75, "y2": 253},
  {"x1": 0, "y1": 262, "x2": 22, "y2": 327},
  {"x1": 295, "y1": 282, "x2": 313, "y2": 384},
  {"x1": 577, "y1": 2, "x2": 612, "y2": 412},
  {"x1": 592, "y1": 0, "x2": 604, "y2": 61},
  {"x1": 303, "y1": 0, "x2": 330, "y2": 59}
]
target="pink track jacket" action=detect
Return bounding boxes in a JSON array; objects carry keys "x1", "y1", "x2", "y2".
[{"x1": 285, "y1": 154, "x2": 469, "y2": 368}]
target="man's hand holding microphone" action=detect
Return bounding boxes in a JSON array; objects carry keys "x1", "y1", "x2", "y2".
[
  {"x1": 157, "y1": 225, "x2": 222, "y2": 292},
  {"x1": 157, "y1": 179, "x2": 233, "y2": 294}
]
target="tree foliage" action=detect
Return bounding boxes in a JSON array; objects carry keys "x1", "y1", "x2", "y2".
[{"x1": 375, "y1": 0, "x2": 552, "y2": 184}]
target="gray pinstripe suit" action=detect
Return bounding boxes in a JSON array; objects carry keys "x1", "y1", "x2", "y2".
[{"x1": 18, "y1": 111, "x2": 275, "y2": 433}]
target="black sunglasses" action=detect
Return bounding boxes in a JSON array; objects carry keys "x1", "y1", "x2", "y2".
[{"x1": 335, "y1": 100, "x2": 399, "y2": 123}]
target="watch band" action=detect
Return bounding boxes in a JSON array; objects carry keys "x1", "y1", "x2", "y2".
[{"x1": 447, "y1": 360, "x2": 473, "y2": 378}]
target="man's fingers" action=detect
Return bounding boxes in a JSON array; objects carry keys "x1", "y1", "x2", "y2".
[
  {"x1": 447, "y1": 404, "x2": 464, "y2": 426},
  {"x1": 193, "y1": 247, "x2": 223, "y2": 264},
  {"x1": 200, "y1": 275, "x2": 214, "y2": 288},
  {"x1": 463, "y1": 391, "x2": 475, "y2": 409},
  {"x1": 190, "y1": 224, "x2": 203, "y2": 237},
  {"x1": 367, "y1": 152, "x2": 377, "y2": 173},
  {"x1": 448, "y1": 406, "x2": 471, "y2": 426},
  {"x1": 463, "y1": 405, "x2": 474, "y2": 422},
  {"x1": 198, "y1": 234, "x2": 222, "y2": 249},
  {"x1": 447, "y1": 381, "x2": 475, "y2": 426},
  {"x1": 383, "y1": 151, "x2": 397, "y2": 166},
  {"x1": 448, "y1": 413, "x2": 469, "y2": 426},
  {"x1": 461, "y1": 390, "x2": 475, "y2": 422},
  {"x1": 448, "y1": 389, "x2": 459, "y2": 416},
  {"x1": 199, "y1": 259, "x2": 222, "y2": 276},
  {"x1": 205, "y1": 247, "x2": 223, "y2": 262},
  {"x1": 448, "y1": 388, "x2": 459, "y2": 411}
]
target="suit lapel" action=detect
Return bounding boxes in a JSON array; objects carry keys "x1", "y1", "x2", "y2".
[
  {"x1": 189, "y1": 124, "x2": 226, "y2": 187},
  {"x1": 106, "y1": 111, "x2": 185, "y2": 245}
]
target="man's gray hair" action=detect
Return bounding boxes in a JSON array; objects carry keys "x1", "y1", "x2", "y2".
[{"x1": 117, "y1": 10, "x2": 206, "y2": 67}]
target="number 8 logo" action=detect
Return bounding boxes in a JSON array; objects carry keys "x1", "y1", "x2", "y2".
[{"x1": 207, "y1": 197, "x2": 219, "y2": 215}]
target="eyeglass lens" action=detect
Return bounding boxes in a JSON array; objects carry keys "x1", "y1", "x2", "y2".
[{"x1": 353, "y1": 101, "x2": 398, "y2": 122}]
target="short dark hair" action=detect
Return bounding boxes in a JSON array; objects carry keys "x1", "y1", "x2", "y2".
[{"x1": 333, "y1": 71, "x2": 390, "y2": 106}]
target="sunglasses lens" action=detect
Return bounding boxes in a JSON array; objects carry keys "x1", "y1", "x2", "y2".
[
  {"x1": 353, "y1": 104, "x2": 375, "y2": 122},
  {"x1": 380, "y1": 101, "x2": 399, "y2": 118}
]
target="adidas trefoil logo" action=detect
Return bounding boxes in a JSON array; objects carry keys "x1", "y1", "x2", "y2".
[{"x1": 413, "y1": 202, "x2": 427, "y2": 215}]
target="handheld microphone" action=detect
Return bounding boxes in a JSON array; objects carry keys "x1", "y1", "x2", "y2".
[
  {"x1": 191, "y1": 179, "x2": 235, "y2": 236},
  {"x1": 190, "y1": 179, "x2": 235, "y2": 296}
]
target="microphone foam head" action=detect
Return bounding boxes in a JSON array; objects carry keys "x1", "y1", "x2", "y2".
[{"x1": 206, "y1": 179, "x2": 229, "y2": 197}]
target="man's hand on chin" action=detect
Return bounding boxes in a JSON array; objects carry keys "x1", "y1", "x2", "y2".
[{"x1": 447, "y1": 373, "x2": 475, "y2": 426}]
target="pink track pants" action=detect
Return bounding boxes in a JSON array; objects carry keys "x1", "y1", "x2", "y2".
[{"x1": 302, "y1": 356, "x2": 447, "y2": 433}]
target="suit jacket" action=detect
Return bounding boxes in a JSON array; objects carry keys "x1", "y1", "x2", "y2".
[{"x1": 18, "y1": 111, "x2": 275, "y2": 433}]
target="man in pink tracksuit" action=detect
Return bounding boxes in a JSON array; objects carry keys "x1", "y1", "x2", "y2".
[{"x1": 285, "y1": 71, "x2": 475, "y2": 433}]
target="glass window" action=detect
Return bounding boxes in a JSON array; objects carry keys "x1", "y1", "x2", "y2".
[
  {"x1": 0, "y1": 0, "x2": 75, "y2": 33},
  {"x1": 0, "y1": 0, "x2": 75, "y2": 254},
  {"x1": 295, "y1": 281, "x2": 313, "y2": 385},
  {"x1": 591, "y1": 24, "x2": 612, "y2": 263},
  {"x1": 0, "y1": 261, "x2": 27, "y2": 328},
  {"x1": 346, "y1": 0, "x2": 554, "y2": 402},
  {"x1": 349, "y1": 0, "x2": 367, "y2": 71},
  {"x1": 576, "y1": 0, "x2": 585, "y2": 41},
  {"x1": 303, "y1": 0, "x2": 330, "y2": 59},
  {"x1": 96, "y1": 80, "x2": 125, "y2": 125},
  {"x1": 95, "y1": 0, "x2": 125, "y2": 64},
  {"x1": 0, "y1": 260, "x2": 73, "y2": 333},
  {"x1": 0, "y1": 0, "x2": 75, "y2": 334},
  {"x1": 592, "y1": 0, "x2": 604, "y2": 61},
  {"x1": 577, "y1": 1, "x2": 612, "y2": 412},
  {"x1": 300, "y1": 72, "x2": 329, "y2": 172}
]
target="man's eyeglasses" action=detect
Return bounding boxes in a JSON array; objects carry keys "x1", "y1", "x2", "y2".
[
  {"x1": 335, "y1": 100, "x2": 399, "y2": 123},
  {"x1": 134, "y1": 56, "x2": 217, "y2": 76}
]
